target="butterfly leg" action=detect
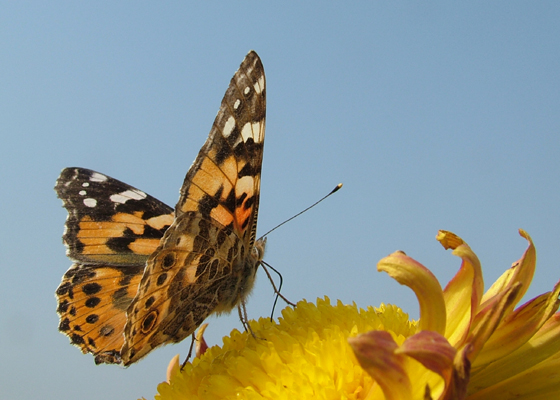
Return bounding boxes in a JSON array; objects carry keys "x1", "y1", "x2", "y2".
[
  {"x1": 237, "y1": 302, "x2": 264, "y2": 340},
  {"x1": 261, "y1": 261, "x2": 297, "y2": 307},
  {"x1": 180, "y1": 332, "x2": 197, "y2": 370}
]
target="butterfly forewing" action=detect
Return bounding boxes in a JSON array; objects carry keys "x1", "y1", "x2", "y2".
[
  {"x1": 55, "y1": 168, "x2": 173, "y2": 363},
  {"x1": 55, "y1": 168, "x2": 174, "y2": 265},
  {"x1": 121, "y1": 50, "x2": 266, "y2": 365}
]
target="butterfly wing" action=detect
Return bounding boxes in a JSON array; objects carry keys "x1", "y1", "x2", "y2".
[
  {"x1": 121, "y1": 50, "x2": 266, "y2": 365},
  {"x1": 55, "y1": 168, "x2": 174, "y2": 364}
]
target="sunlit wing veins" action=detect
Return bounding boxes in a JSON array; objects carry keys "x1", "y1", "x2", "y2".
[{"x1": 121, "y1": 50, "x2": 267, "y2": 365}]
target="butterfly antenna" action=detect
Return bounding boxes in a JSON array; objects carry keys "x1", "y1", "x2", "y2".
[
  {"x1": 261, "y1": 260, "x2": 296, "y2": 320},
  {"x1": 259, "y1": 183, "x2": 343, "y2": 239}
]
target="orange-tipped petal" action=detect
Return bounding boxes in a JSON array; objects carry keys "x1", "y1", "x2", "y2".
[
  {"x1": 470, "y1": 311, "x2": 560, "y2": 392},
  {"x1": 436, "y1": 230, "x2": 464, "y2": 250},
  {"x1": 468, "y1": 283, "x2": 522, "y2": 362},
  {"x1": 480, "y1": 229, "x2": 537, "y2": 314},
  {"x1": 348, "y1": 331, "x2": 412, "y2": 400},
  {"x1": 378, "y1": 251, "x2": 446, "y2": 334},
  {"x1": 195, "y1": 323, "x2": 209, "y2": 358},
  {"x1": 399, "y1": 330, "x2": 457, "y2": 397},
  {"x1": 474, "y1": 280, "x2": 560, "y2": 366},
  {"x1": 166, "y1": 354, "x2": 180, "y2": 384},
  {"x1": 467, "y1": 351, "x2": 560, "y2": 399},
  {"x1": 437, "y1": 232, "x2": 484, "y2": 348}
]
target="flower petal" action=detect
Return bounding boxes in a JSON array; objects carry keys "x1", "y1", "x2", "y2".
[
  {"x1": 166, "y1": 354, "x2": 180, "y2": 384},
  {"x1": 196, "y1": 323, "x2": 209, "y2": 358},
  {"x1": 399, "y1": 331, "x2": 456, "y2": 379},
  {"x1": 443, "y1": 345, "x2": 471, "y2": 400},
  {"x1": 348, "y1": 331, "x2": 413, "y2": 400},
  {"x1": 466, "y1": 351, "x2": 560, "y2": 400},
  {"x1": 399, "y1": 331, "x2": 457, "y2": 398},
  {"x1": 378, "y1": 251, "x2": 446, "y2": 335},
  {"x1": 468, "y1": 283, "x2": 522, "y2": 362},
  {"x1": 474, "y1": 280, "x2": 560, "y2": 366},
  {"x1": 469, "y1": 312, "x2": 560, "y2": 393},
  {"x1": 480, "y1": 229, "x2": 537, "y2": 316},
  {"x1": 436, "y1": 231, "x2": 484, "y2": 348}
]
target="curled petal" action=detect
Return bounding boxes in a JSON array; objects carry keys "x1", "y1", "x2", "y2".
[
  {"x1": 348, "y1": 331, "x2": 412, "y2": 400},
  {"x1": 437, "y1": 231, "x2": 484, "y2": 348},
  {"x1": 468, "y1": 283, "x2": 522, "y2": 362},
  {"x1": 399, "y1": 331, "x2": 456, "y2": 385},
  {"x1": 436, "y1": 230, "x2": 464, "y2": 250},
  {"x1": 378, "y1": 251, "x2": 446, "y2": 334},
  {"x1": 480, "y1": 229, "x2": 537, "y2": 315},
  {"x1": 470, "y1": 312, "x2": 560, "y2": 393},
  {"x1": 399, "y1": 331, "x2": 455, "y2": 373},
  {"x1": 474, "y1": 280, "x2": 560, "y2": 366}
]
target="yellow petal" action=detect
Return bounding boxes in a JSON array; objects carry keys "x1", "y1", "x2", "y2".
[
  {"x1": 348, "y1": 331, "x2": 413, "y2": 400},
  {"x1": 399, "y1": 331, "x2": 456, "y2": 379},
  {"x1": 474, "y1": 280, "x2": 560, "y2": 366},
  {"x1": 467, "y1": 351, "x2": 560, "y2": 400},
  {"x1": 166, "y1": 354, "x2": 180, "y2": 384},
  {"x1": 196, "y1": 323, "x2": 209, "y2": 358},
  {"x1": 378, "y1": 251, "x2": 446, "y2": 335},
  {"x1": 437, "y1": 232, "x2": 484, "y2": 348},
  {"x1": 399, "y1": 331, "x2": 457, "y2": 398},
  {"x1": 468, "y1": 283, "x2": 522, "y2": 362},
  {"x1": 480, "y1": 229, "x2": 537, "y2": 316},
  {"x1": 469, "y1": 312, "x2": 560, "y2": 393},
  {"x1": 443, "y1": 345, "x2": 471, "y2": 400},
  {"x1": 436, "y1": 230, "x2": 465, "y2": 250}
]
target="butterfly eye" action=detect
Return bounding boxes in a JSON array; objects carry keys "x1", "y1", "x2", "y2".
[{"x1": 252, "y1": 239, "x2": 266, "y2": 261}]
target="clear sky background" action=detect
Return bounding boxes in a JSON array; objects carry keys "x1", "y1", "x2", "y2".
[{"x1": 1, "y1": 3, "x2": 559, "y2": 399}]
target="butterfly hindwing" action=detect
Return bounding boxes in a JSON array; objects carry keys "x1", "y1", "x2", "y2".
[
  {"x1": 55, "y1": 168, "x2": 173, "y2": 363},
  {"x1": 121, "y1": 50, "x2": 267, "y2": 365}
]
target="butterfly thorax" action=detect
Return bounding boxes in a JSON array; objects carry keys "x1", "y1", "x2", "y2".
[{"x1": 214, "y1": 236, "x2": 266, "y2": 314}]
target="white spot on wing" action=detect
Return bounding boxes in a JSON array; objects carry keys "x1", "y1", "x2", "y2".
[
  {"x1": 90, "y1": 172, "x2": 107, "y2": 182},
  {"x1": 84, "y1": 198, "x2": 97, "y2": 208},
  {"x1": 254, "y1": 75, "x2": 265, "y2": 94},
  {"x1": 236, "y1": 176, "x2": 255, "y2": 195},
  {"x1": 223, "y1": 116, "x2": 236, "y2": 137},
  {"x1": 241, "y1": 121, "x2": 264, "y2": 143},
  {"x1": 110, "y1": 189, "x2": 147, "y2": 204},
  {"x1": 233, "y1": 99, "x2": 241, "y2": 110},
  {"x1": 82, "y1": 182, "x2": 89, "y2": 187},
  {"x1": 244, "y1": 86, "x2": 250, "y2": 95},
  {"x1": 79, "y1": 190, "x2": 87, "y2": 196}
]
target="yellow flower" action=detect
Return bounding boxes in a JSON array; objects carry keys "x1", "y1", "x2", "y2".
[
  {"x1": 154, "y1": 230, "x2": 560, "y2": 400},
  {"x1": 351, "y1": 229, "x2": 560, "y2": 399},
  {"x1": 156, "y1": 298, "x2": 415, "y2": 400}
]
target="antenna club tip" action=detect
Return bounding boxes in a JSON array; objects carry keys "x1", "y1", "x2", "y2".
[{"x1": 331, "y1": 183, "x2": 343, "y2": 193}]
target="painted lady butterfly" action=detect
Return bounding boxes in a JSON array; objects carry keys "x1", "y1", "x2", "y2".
[{"x1": 55, "y1": 51, "x2": 266, "y2": 365}]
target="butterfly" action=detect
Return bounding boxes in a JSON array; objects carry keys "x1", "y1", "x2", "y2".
[{"x1": 55, "y1": 50, "x2": 266, "y2": 365}]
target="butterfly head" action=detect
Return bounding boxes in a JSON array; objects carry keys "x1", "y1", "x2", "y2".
[{"x1": 253, "y1": 237, "x2": 267, "y2": 264}]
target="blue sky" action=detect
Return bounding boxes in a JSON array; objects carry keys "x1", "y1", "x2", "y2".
[{"x1": 1, "y1": 2, "x2": 559, "y2": 399}]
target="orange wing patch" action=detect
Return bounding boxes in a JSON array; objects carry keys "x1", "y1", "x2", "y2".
[
  {"x1": 55, "y1": 167, "x2": 173, "y2": 363},
  {"x1": 121, "y1": 50, "x2": 267, "y2": 365},
  {"x1": 56, "y1": 263, "x2": 144, "y2": 364}
]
